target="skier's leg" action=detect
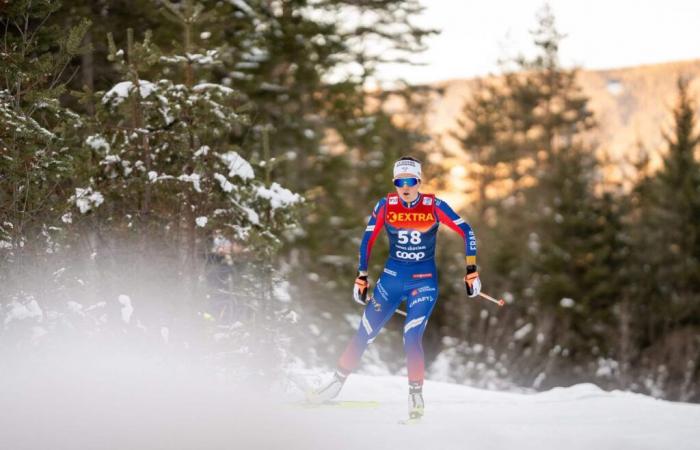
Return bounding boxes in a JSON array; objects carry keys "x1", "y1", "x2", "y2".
[
  {"x1": 310, "y1": 272, "x2": 402, "y2": 402},
  {"x1": 403, "y1": 281, "x2": 438, "y2": 388},
  {"x1": 337, "y1": 274, "x2": 402, "y2": 374}
]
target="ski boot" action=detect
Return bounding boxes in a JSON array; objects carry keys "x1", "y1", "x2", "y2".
[
  {"x1": 307, "y1": 370, "x2": 347, "y2": 404},
  {"x1": 408, "y1": 383, "x2": 424, "y2": 420}
]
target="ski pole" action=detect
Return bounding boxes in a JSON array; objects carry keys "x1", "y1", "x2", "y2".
[{"x1": 478, "y1": 291, "x2": 506, "y2": 307}]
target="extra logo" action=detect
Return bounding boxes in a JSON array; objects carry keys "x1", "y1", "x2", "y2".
[{"x1": 387, "y1": 211, "x2": 435, "y2": 223}]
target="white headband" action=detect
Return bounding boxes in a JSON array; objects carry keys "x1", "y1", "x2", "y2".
[{"x1": 393, "y1": 159, "x2": 422, "y2": 179}]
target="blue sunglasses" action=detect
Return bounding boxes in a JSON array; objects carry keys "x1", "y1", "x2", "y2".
[{"x1": 393, "y1": 177, "x2": 420, "y2": 188}]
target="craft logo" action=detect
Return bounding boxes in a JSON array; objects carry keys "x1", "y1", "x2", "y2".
[
  {"x1": 388, "y1": 196, "x2": 399, "y2": 205},
  {"x1": 409, "y1": 296, "x2": 432, "y2": 307}
]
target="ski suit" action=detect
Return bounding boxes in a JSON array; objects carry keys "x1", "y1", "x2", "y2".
[{"x1": 338, "y1": 192, "x2": 477, "y2": 385}]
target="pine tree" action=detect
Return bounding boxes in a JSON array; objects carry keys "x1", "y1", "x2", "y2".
[
  {"x1": 449, "y1": 4, "x2": 623, "y2": 388},
  {"x1": 629, "y1": 77, "x2": 700, "y2": 400},
  {"x1": 80, "y1": 0, "x2": 302, "y2": 279},
  {"x1": 0, "y1": 0, "x2": 89, "y2": 268}
]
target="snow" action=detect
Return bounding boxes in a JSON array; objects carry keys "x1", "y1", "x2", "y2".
[
  {"x1": 282, "y1": 374, "x2": 699, "y2": 450},
  {"x1": 195, "y1": 216, "x2": 208, "y2": 227},
  {"x1": 219, "y1": 151, "x2": 254, "y2": 180},
  {"x1": 66, "y1": 301, "x2": 84, "y2": 315},
  {"x1": 241, "y1": 205, "x2": 259, "y2": 224},
  {"x1": 100, "y1": 154, "x2": 121, "y2": 164},
  {"x1": 560, "y1": 297, "x2": 576, "y2": 308},
  {"x1": 1, "y1": 360, "x2": 697, "y2": 450},
  {"x1": 256, "y1": 182, "x2": 301, "y2": 209},
  {"x1": 513, "y1": 322, "x2": 533, "y2": 340},
  {"x1": 103, "y1": 80, "x2": 156, "y2": 105},
  {"x1": 214, "y1": 173, "x2": 235, "y2": 192},
  {"x1": 192, "y1": 83, "x2": 235, "y2": 94},
  {"x1": 161, "y1": 51, "x2": 219, "y2": 65},
  {"x1": 4, "y1": 299, "x2": 43, "y2": 325},
  {"x1": 178, "y1": 173, "x2": 202, "y2": 192},
  {"x1": 85, "y1": 134, "x2": 110, "y2": 152},
  {"x1": 228, "y1": 0, "x2": 255, "y2": 16},
  {"x1": 72, "y1": 187, "x2": 104, "y2": 214},
  {"x1": 160, "y1": 326, "x2": 169, "y2": 344},
  {"x1": 273, "y1": 279, "x2": 292, "y2": 302},
  {"x1": 117, "y1": 294, "x2": 133, "y2": 324},
  {"x1": 194, "y1": 145, "x2": 210, "y2": 157}
]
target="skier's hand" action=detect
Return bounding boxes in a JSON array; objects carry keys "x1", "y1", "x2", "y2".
[
  {"x1": 353, "y1": 273, "x2": 369, "y2": 305},
  {"x1": 464, "y1": 265, "x2": 481, "y2": 298}
]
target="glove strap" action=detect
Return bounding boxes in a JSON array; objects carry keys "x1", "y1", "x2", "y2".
[
  {"x1": 355, "y1": 278, "x2": 368, "y2": 289},
  {"x1": 464, "y1": 272, "x2": 479, "y2": 286}
]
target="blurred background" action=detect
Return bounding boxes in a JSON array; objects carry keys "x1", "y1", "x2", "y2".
[{"x1": 1, "y1": 0, "x2": 699, "y2": 403}]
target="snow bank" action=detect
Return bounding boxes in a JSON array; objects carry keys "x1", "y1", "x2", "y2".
[{"x1": 4, "y1": 299, "x2": 43, "y2": 325}]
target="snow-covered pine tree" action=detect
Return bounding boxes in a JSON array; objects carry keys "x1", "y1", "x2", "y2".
[{"x1": 0, "y1": 0, "x2": 89, "y2": 271}]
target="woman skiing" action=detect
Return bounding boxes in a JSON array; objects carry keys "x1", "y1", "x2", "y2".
[{"x1": 312, "y1": 156, "x2": 481, "y2": 420}]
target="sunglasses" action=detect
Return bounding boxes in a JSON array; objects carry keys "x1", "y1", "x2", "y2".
[{"x1": 393, "y1": 177, "x2": 420, "y2": 188}]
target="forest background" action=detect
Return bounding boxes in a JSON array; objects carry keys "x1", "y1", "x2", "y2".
[{"x1": 1, "y1": 0, "x2": 698, "y2": 402}]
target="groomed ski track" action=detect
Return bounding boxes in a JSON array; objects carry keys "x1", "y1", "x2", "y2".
[{"x1": 2, "y1": 371, "x2": 699, "y2": 450}]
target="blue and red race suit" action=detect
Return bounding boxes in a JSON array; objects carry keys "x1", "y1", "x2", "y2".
[{"x1": 338, "y1": 192, "x2": 477, "y2": 385}]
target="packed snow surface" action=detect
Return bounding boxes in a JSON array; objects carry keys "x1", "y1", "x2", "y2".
[{"x1": 1, "y1": 366, "x2": 698, "y2": 450}]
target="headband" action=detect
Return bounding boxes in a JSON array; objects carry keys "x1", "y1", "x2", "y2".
[{"x1": 393, "y1": 159, "x2": 422, "y2": 179}]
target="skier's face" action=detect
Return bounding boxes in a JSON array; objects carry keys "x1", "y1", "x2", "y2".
[{"x1": 394, "y1": 173, "x2": 421, "y2": 202}]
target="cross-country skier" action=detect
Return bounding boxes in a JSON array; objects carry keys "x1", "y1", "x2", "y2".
[{"x1": 311, "y1": 156, "x2": 481, "y2": 420}]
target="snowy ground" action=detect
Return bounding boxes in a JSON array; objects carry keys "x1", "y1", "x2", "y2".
[{"x1": 2, "y1": 361, "x2": 698, "y2": 450}]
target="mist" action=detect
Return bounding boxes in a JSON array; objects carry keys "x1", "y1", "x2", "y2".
[{"x1": 0, "y1": 245, "x2": 344, "y2": 450}]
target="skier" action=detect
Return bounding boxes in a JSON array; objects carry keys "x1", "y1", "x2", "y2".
[{"x1": 312, "y1": 156, "x2": 481, "y2": 420}]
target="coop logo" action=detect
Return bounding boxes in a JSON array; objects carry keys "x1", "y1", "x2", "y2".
[
  {"x1": 395, "y1": 250, "x2": 425, "y2": 260},
  {"x1": 387, "y1": 212, "x2": 435, "y2": 223}
]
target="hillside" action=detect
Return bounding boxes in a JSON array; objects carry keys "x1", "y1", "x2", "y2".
[{"x1": 419, "y1": 59, "x2": 700, "y2": 204}]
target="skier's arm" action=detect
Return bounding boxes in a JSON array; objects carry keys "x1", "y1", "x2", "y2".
[
  {"x1": 435, "y1": 198, "x2": 477, "y2": 266},
  {"x1": 357, "y1": 198, "x2": 387, "y2": 274}
]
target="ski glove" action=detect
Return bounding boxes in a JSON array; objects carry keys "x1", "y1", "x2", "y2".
[
  {"x1": 464, "y1": 265, "x2": 481, "y2": 298},
  {"x1": 353, "y1": 274, "x2": 369, "y2": 305}
]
